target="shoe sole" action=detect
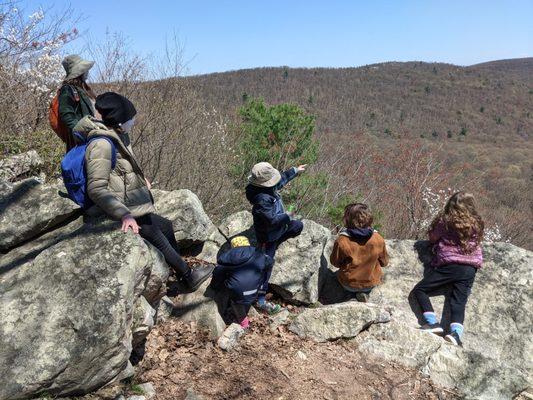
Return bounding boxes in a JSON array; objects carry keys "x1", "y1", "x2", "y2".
[
  {"x1": 421, "y1": 327, "x2": 444, "y2": 334},
  {"x1": 444, "y1": 334, "x2": 458, "y2": 345}
]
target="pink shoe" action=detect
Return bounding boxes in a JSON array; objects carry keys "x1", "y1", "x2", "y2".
[{"x1": 239, "y1": 317, "x2": 250, "y2": 329}]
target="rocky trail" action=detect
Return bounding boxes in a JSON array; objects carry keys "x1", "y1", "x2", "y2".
[
  {"x1": 0, "y1": 153, "x2": 532, "y2": 400},
  {"x1": 140, "y1": 315, "x2": 459, "y2": 400}
]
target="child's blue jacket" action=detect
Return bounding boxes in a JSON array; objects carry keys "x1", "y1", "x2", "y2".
[
  {"x1": 245, "y1": 167, "x2": 298, "y2": 243},
  {"x1": 211, "y1": 246, "x2": 273, "y2": 305}
]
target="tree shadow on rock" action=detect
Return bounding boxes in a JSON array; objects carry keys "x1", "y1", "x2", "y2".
[{"x1": 409, "y1": 241, "x2": 452, "y2": 330}]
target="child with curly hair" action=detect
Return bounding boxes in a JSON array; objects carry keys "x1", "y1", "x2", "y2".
[{"x1": 412, "y1": 191, "x2": 484, "y2": 346}]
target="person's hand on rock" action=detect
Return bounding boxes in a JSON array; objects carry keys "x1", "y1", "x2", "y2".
[{"x1": 121, "y1": 214, "x2": 140, "y2": 234}]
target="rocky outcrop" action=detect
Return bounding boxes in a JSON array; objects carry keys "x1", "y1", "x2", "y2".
[
  {"x1": 0, "y1": 220, "x2": 162, "y2": 399},
  {"x1": 0, "y1": 180, "x2": 214, "y2": 399},
  {"x1": 0, "y1": 151, "x2": 42, "y2": 182},
  {"x1": 0, "y1": 166, "x2": 531, "y2": 400},
  {"x1": 0, "y1": 178, "x2": 79, "y2": 251},
  {"x1": 348, "y1": 239, "x2": 533, "y2": 400}
]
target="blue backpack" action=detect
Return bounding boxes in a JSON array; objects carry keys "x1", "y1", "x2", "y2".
[{"x1": 61, "y1": 135, "x2": 117, "y2": 209}]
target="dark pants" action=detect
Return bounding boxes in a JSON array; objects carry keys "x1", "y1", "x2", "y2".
[
  {"x1": 136, "y1": 213, "x2": 189, "y2": 276},
  {"x1": 412, "y1": 263, "x2": 477, "y2": 325},
  {"x1": 258, "y1": 219, "x2": 304, "y2": 300}
]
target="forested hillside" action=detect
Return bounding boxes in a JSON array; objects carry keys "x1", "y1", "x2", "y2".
[
  {"x1": 184, "y1": 59, "x2": 532, "y2": 248},
  {"x1": 187, "y1": 59, "x2": 532, "y2": 142}
]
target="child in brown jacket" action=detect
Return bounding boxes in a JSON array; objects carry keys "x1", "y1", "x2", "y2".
[{"x1": 330, "y1": 203, "x2": 389, "y2": 302}]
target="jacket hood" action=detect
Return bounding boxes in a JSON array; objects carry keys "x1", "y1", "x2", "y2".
[
  {"x1": 340, "y1": 227, "x2": 374, "y2": 241},
  {"x1": 73, "y1": 116, "x2": 122, "y2": 143},
  {"x1": 217, "y1": 246, "x2": 256, "y2": 266},
  {"x1": 245, "y1": 183, "x2": 275, "y2": 204}
]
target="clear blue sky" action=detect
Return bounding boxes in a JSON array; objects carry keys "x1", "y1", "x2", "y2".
[{"x1": 25, "y1": 0, "x2": 533, "y2": 75}]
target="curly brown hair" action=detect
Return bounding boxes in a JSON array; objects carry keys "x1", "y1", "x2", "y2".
[
  {"x1": 429, "y1": 191, "x2": 484, "y2": 252},
  {"x1": 343, "y1": 203, "x2": 373, "y2": 229}
]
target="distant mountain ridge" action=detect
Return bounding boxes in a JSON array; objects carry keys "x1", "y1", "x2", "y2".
[{"x1": 185, "y1": 57, "x2": 532, "y2": 142}]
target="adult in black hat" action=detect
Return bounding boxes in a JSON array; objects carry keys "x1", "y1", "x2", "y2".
[{"x1": 72, "y1": 92, "x2": 213, "y2": 291}]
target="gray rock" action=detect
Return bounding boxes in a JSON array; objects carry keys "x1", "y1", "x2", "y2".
[
  {"x1": 195, "y1": 223, "x2": 226, "y2": 264},
  {"x1": 218, "y1": 211, "x2": 255, "y2": 242},
  {"x1": 136, "y1": 383, "x2": 155, "y2": 399},
  {"x1": 152, "y1": 189, "x2": 216, "y2": 251},
  {"x1": 173, "y1": 280, "x2": 226, "y2": 339},
  {"x1": 0, "y1": 178, "x2": 79, "y2": 251},
  {"x1": 0, "y1": 150, "x2": 42, "y2": 181},
  {"x1": 270, "y1": 219, "x2": 331, "y2": 304},
  {"x1": 132, "y1": 296, "x2": 156, "y2": 348},
  {"x1": 141, "y1": 244, "x2": 170, "y2": 305},
  {"x1": 0, "y1": 220, "x2": 156, "y2": 399},
  {"x1": 423, "y1": 344, "x2": 530, "y2": 400},
  {"x1": 217, "y1": 323, "x2": 245, "y2": 351},
  {"x1": 127, "y1": 396, "x2": 145, "y2": 400},
  {"x1": 289, "y1": 302, "x2": 390, "y2": 342},
  {"x1": 155, "y1": 296, "x2": 175, "y2": 323},
  {"x1": 269, "y1": 309, "x2": 291, "y2": 331},
  {"x1": 354, "y1": 320, "x2": 442, "y2": 368}
]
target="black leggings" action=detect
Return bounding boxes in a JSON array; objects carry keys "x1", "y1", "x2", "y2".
[
  {"x1": 412, "y1": 263, "x2": 477, "y2": 325},
  {"x1": 136, "y1": 213, "x2": 189, "y2": 276}
]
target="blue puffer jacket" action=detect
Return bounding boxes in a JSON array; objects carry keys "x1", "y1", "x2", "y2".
[
  {"x1": 245, "y1": 167, "x2": 298, "y2": 243},
  {"x1": 211, "y1": 246, "x2": 273, "y2": 305}
]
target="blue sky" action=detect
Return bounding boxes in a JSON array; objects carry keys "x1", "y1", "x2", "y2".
[{"x1": 25, "y1": 0, "x2": 533, "y2": 75}]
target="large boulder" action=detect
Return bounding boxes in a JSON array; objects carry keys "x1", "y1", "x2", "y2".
[
  {"x1": 350, "y1": 239, "x2": 533, "y2": 399},
  {"x1": 0, "y1": 178, "x2": 79, "y2": 251},
  {"x1": 172, "y1": 280, "x2": 227, "y2": 339},
  {"x1": 152, "y1": 189, "x2": 218, "y2": 251},
  {"x1": 270, "y1": 219, "x2": 331, "y2": 304},
  {"x1": 289, "y1": 302, "x2": 390, "y2": 342},
  {"x1": 0, "y1": 219, "x2": 166, "y2": 399},
  {"x1": 0, "y1": 150, "x2": 42, "y2": 182}
]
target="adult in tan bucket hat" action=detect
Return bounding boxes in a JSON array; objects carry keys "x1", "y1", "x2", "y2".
[
  {"x1": 58, "y1": 54, "x2": 97, "y2": 150},
  {"x1": 62, "y1": 54, "x2": 95, "y2": 80}
]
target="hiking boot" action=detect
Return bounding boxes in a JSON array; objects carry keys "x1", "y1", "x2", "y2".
[
  {"x1": 355, "y1": 292, "x2": 369, "y2": 303},
  {"x1": 444, "y1": 331, "x2": 463, "y2": 347},
  {"x1": 255, "y1": 301, "x2": 284, "y2": 315},
  {"x1": 183, "y1": 265, "x2": 214, "y2": 291},
  {"x1": 419, "y1": 323, "x2": 444, "y2": 335}
]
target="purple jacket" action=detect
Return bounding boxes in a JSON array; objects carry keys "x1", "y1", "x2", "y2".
[{"x1": 429, "y1": 221, "x2": 483, "y2": 268}]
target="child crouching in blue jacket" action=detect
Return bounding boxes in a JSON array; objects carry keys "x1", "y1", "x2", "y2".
[
  {"x1": 245, "y1": 162, "x2": 306, "y2": 314},
  {"x1": 210, "y1": 236, "x2": 273, "y2": 328}
]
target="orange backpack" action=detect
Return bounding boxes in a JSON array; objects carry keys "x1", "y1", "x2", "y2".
[{"x1": 49, "y1": 85, "x2": 79, "y2": 150}]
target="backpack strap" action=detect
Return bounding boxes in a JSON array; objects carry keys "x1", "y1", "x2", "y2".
[
  {"x1": 60, "y1": 84, "x2": 80, "y2": 103},
  {"x1": 88, "y1": 136, "x2": 117, "y2": 169}
]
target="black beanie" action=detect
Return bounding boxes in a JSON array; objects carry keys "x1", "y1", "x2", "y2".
[{"x1": 95, "y1": 92, "x2": 137, "y2": 127}]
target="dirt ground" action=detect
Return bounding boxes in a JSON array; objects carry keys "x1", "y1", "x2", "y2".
[{"x1": 134, "y1": 313, "x2": 458, "y2": 400}]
